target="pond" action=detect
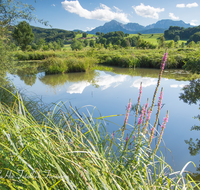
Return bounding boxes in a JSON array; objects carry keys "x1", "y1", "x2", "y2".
[{"x1": 7, "y1": 67, "x2": 200, "y2": 175}]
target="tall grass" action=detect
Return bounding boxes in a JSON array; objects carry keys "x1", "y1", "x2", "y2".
[
  {"x1": 44, "y1": 57, "x2": 98, "y2": 74},
  {"x1": 0, "y1": 53, "x2": 199, "y2": 189},
  {"x1": 13, "y1": 48, "x2": 200, "y2": 72}
]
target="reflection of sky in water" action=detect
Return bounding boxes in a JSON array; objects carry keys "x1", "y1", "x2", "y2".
[
  {"x1": 66, "y1": 73, "x2": 127, "y2": 94},
  {"x1": 96, "y1": 75, "x2": 127, "y2": 90},
  {"x1": 7, "y1": 69, "x2": 200, "y2": 174},
  {"x1": 131, "y1": 77, "x2": 157, "y2": 88},
  {"x1": 67, "y1": 81, "x2": 90, "y2": 94},
  {"x1": 170, "y1": 84, "x2": 185, "y2": 88}
]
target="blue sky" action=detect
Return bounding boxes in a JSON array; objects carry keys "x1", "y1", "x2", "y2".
[{"x1": 29, "y1": 0, "x2": 199, "y2": 31}]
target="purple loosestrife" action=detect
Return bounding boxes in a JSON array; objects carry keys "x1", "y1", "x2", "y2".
[
  {"x1": 143, "y1": 107, "x2": 152, "y2": 135},
  {"x1": 149, "y1": 88, "x2": 163, "y2": 146},
  {"x1": 142, "y1": 99, "x2": 149, "y2": 127},
  {"x1": 153, "y1": 110, "x2": 169, "y2": 154},
  {"x1": 137, "y1": 105, "x2": 145, "y2": 136},
  {"x1": 110, "y1": 131, "x2": 115, "y2": 147},
  {"x1": 150, "y1": 52, "x2": 168, "y2": 114},
  {"x1": 122, "y1": 99, "x2": 131, "y2": 139},
  {"x1": 124, "y1": 100, "x2": 132, "y2": 126},
  {"x1": 135, "y1": 82, "x2": 142, "y2": 126},
  {"x1": 125, "y1": 135, "x2": 129, "y2": 142}
]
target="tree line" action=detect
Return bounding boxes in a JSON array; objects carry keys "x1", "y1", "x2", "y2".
[{"x1": 164, "y1": 25, "x2": 200, "y2": 43}]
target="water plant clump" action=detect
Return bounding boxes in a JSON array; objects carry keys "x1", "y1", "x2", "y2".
[{"x1": 0, "y1": 52, "x2": 198, "y2": 189}]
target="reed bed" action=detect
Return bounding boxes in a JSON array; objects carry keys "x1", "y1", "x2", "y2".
[
  {"x1": 0, "y1": 53, "x2": 199, "y2": 189},
  {"x1": 12, "y1": 48, "x2": 200, "y2": 74}
]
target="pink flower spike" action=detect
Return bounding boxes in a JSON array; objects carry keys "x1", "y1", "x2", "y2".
[
  {"x1": 125, "y1": 135, "x2": 129, "y2": 142},
  {"x1": 112, "y1": 132, "x2": 115, "y2": 138}
]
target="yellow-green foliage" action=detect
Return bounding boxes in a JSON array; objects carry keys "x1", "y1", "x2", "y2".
[
  {"x1": 12, "y1": 47, "x2": 200, "y2": 72},
  {"x1": 44, "y1": 56, "x2": 98, "y2": 74}
]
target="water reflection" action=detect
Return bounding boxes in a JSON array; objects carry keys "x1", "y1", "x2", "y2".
[
  {"x1": 131, "y1": 77, "x2": 157, "y2": 88},
  {"x1": 16, "y1": 67, "x2": 38, "y2": 86},
  {"x1": 8, "y1": 65, "x2": 200, "y2": 174},
  {"x1": 179, "y1": 79, "x2": 200, "y2": 177}
]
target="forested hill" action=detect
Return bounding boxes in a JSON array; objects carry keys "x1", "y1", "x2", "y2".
[
  {"x1": 164, "y1": 25, "x2": 200, "y2": 43},
  {"x1": 30, "y1": 26, "x2": 76, "y2": 43}
]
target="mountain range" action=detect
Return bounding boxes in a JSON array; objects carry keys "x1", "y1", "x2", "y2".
[{"x1": 86, "y1": 19, "x2": 194, "y2": 34}]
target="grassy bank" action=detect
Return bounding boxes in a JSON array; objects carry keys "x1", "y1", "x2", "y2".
[
  {"x1": 0, "y1": 53, "x2": 199, "y2": 189},
  {"x1": 13, "y1": 47, "x2": 200, "y2": 74}
]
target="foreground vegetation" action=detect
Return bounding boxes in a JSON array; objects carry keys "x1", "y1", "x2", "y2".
[{"x1": 1, "y1": 53, "x2": 199, "y2": 189}]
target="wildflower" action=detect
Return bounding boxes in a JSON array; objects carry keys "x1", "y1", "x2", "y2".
[
  {"x1": 135, "y1": 82, "x2": 142, "y2": 125},
  {"x1": 161, "y1": 52, "x2": 168, "y2": 71},
  {"x1": 124, "y1": 100, "x2": 131, "y2": 126},
  {"x1": 158, "y1": 90, "x2": 163, "y2": 109},
  {"x1": 112, "y1": 131, "x2": 115, "y2": 138},
  {"x1": 125, "y1": 135, "x2": 129, "y2": 142},
  {"x1": 138, "y1": 105, "x2": 144, "y2": 125}
]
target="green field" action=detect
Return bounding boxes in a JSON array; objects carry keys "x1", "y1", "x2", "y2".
[
  {"x1": 128, "y1": 33, "x2": 187, "y2": 45},
  {"x1": 75, "y1": 33, "x2": 97, "y2": 39}
]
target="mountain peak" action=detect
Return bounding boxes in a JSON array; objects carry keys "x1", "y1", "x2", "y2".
[{"x1": 87, "y1": 19, "x2": 194, "y2": 34}]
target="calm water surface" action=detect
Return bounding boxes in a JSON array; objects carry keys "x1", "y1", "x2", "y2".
[{"x1": 8, "y1": 67, "x2": 200, "y2": 174}]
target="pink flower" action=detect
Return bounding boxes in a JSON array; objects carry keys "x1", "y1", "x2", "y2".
[
  {"x1": 138, "y1": 105, "x2": 145, "y2": 125},
  {"x1": 112, "y1": 132, "x2": 115, "y2": 138},
  {"x1": 161, "y1": 52, "x2": 168, "y2": 70},
  {"x1": 158, "y1": 90, "x2": 163, "y2": 109},
  {"x1": 161, "y1": 112, "x2": 169, "y2": 129},
  {"x1": 125, "y1": 135, "x2": 129, "y2": 142}
]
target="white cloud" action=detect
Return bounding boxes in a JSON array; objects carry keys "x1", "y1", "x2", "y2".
[
  {"x1": 96, "y1": 75, "x2": 127, "y2": 90},
  {"x1": 131, "y1": 78, "x2": 157, "y2": 89},
  {"x1": 86, "y1": 26, "x2": 95, "y2": 31},
  {"x1": 132, "y1": 3, "x2": 164, "y2": 19},
  {"x1": 190, "y1": 20, "x2": 198, "y2": 26},
  {"x1": 170, "y1": 84, "x2": 178, "y2": 88},
  {"x1": 67, "y1": 82, "x2": 90, "y2": 94},
  {"x1": 186, "y1": 2, "x2": 198, "y2": 8},
  {"x1": 170, "y1": 84, "x2": 186, "y2": 88},
  {"x1": 61, "y1": 0, "x2": 129, "y2": 23},
  {"x1": 176, "y1": 2, "x2": 198, "y2": 8},
  {"x1": 113, "y1": 6, "x2": 122, "y2": 12},
  {"x1": 176, "y1": 4, "x2": 185, "y2": 8},
  {"x1": 169, "y1": 13, "x2": 179, "y2": 20},
  {"x1": 51, "y1": 4, "x2": 55, "y2": 7}
]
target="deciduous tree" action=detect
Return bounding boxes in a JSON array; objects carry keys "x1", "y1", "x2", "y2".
[{"x1": 12, "y1": 21, "x2": 34, "y2": 51}]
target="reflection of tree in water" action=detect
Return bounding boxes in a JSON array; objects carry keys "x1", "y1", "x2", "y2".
[
  {"x1": 39, "y1": 70, "x2": 99, "y2": 89},
  {"x1": 179, "y1": 79, "x2": 200, "y2": 105},
  {"x1": 17, "y1": 67, "x2": 38, "y2": 86},
  {"x1": 179, "y1": 79, "x2": 200, "y2": 179}
]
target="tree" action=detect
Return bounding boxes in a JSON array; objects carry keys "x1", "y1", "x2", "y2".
[
  {"x1": 174, "y1": 35, "x2": 180, "y2": 42},
  {"x1": 82, "y1": 32, "x2": 87, "y2": 38},
  {"x1": 187, "y1": 41, "x2": 196, "y2": 48},
  {"x1": 12, "y1": 21, "x2": 34, "y2": 51},
  {"x1": 166, "y1": 40, "x2": 175, "y2": 48},
  {"x1": 188, "y1": 32, "x2": 200, "y2": 43},
  {"x1": 96, "y1": 32, "x2": 100, "y2": 35},
  {"x1": 36, "y1": 38, "x2": 46, "y2": 50},
  {"x1": 0, "y1": 0, "x2": 41, "y2": 72},
  {"x1": 0, "y1": 0, "x2": 36, "y2": 27},
  {"x1": 83, "y1": 39, "x2": 89, "y2": 47},
  {"x1": 71, "y1": 40, "x2": 83, "y2": 51},
  {"x1": 158, "y1": 36, "x2": 165, "y2": 48},
  {"x1": 89, "y1": 40, "x2": 95, "y2": 47},
  {"x1": 121, "y1": 39, "x2": 130, "y2": 48}
]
